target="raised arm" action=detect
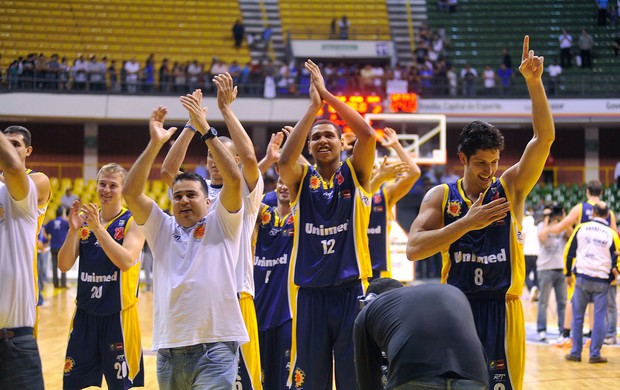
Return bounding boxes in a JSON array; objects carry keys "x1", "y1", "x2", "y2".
[
  {"x1": 77, "y1": 203, "x2": 145, "y2": 271},
  {"x1": 0, "y1": 131, "x2": 29, "y2": 200},
  {"x1": 380, "y1": 127, "x2": 421, "y2": 205},
  {"x1": 258, "y1": 129, "x2": 286, "y2": 175},
  {"x1": 214, "y1": 72, "x2": 260, "y2": 191},
  {"x1": 123, "y1": 107, "x2": 178, "y2": 225},
  {"x1": 547, "y1": 204, "x2": 579, "y2": 235},
  {"x1": 407, "y1": 186, "x2": 511, "y2": 260},
  {"x1": 160, "y1": 89, "x2": 203, "y2": 188},
  {"x1": 181, "y1": 93, "x2": 242, "y2": 213},
  {"x1": 305, "y1": 60, "x2": 376, "y2": 189},
  {"x1": 502, "y1": 36, "x2": 555, "y2": 207},
  {"x1": 369, "y1": 156, "x2": 409, "y2": 194},
  {"x1": 278, "y1": 68, "x2": 322, "y2": 198}
]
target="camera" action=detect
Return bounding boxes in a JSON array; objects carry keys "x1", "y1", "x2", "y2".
[{"x1": 544, "y1": 203, "x2": 564, "y2": 219}]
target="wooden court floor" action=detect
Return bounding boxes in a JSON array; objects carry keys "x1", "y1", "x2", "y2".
[{"x1": 37, "y1": 283, "x2": 620, "y2": 389}]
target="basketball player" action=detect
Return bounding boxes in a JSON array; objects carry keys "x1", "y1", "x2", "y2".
[
  {"x1": 278, "y1": 60, "x2": 376, "y2": 390},
  {"x1": 161, "y1": 75, "x2": 264, "y2": 390},
  {"x1": 58, "y1": 163, "x2": 145, "y2": 389},
  {"x1": 0, "y1": 128, "x2": 45, "y2": 389},
  {"x1": 406, "y1": 36, "x2": 554, "y2": 390},
  {"x1": 368, "y1": 127, "x2": 421, "y2": 279},
  {"x1": 253, "y1": 176, "x2": 294, "y2": 389}
]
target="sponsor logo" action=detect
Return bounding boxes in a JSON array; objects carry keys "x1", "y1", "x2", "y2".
[
  {"x1": 322, "y1": 190, "x2": 334, "y2": 200},
  {"x1": 193, "y1": 223, "x2": 205, "y2": 240},
  {"x1": 368, "y1": 225, "x2": 382, "y2": 235},
  {"x1": 373, "y1": 206, "x2": 384, "y2": 213},
  {"x1": 305, "y1": 222, "x2": 348, "y2": 236},
  {"x1": 490, "y1": 187, "x2": 500, "y2": 201},
  {"x1": 80, "y1": 226, "x2": 91, "y2": 241},
  {"x1": 335, "y1": 172, "x2": 344, "y2": 185},
  {"x1": 294, "y1": 367, "x2": 306, "y2": 388},
  {"x1": 373, "y1": 193, "x2": 382, "y2": 204},
  {"x1": 64, "y1": 357, "x2": 76, "y2": 374},
  {"x1": 113, "y1": 227, "x2": 124, "y2": 240},
  {"x1": 493, "y1": 373, "x2": 506, "y2": 381},
  {"x1": 490, "y1": 359, "x2": 506, "y2": 370},
  {"x1": 454, "y1": 249, "x2": 507, "y2": 264},
  {"x1": 446, "y1": 201, "x2": 462, "y2": 217},
  {"x1": 341, "y1": 189, "x2": 351, "y2": 199},
  {"x1": 286, "y1": 215, "x2": 294, "y2": 225},
  {"x1": 118, "y1": 219, "x2": 126, "y2": 226},
  {"x1": 81, "y1": 271, "x2": 118, "y2": 283},
  {"x1": 309, "y1": 175, "x2": 321, "y2": 191},
  {"x1": 261, "y1": 211, "x2": 272, "y2": 225},
  {"x1": 254, "y1": 254, "x2": 288, "y2": 267},
  {"x1": 110, "y1": 342, "x2": 124, "y2": 351}
]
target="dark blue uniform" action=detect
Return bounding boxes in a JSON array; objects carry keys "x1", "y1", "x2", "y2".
[
  {"x1": 63, "y1": 209, "x2": 144, "y2": 390},
  {"x1": 287, "y1": 160, "x2": 372, "y2": 390},
  {"x1": 368, "y1": 187, "x2": 389, "y2": 279},
  {"x1": 254, "y1": 205, "x2": 294, "y2": 390},
  {"x1": 441, "y1": 178, "x2": 525, "y2": 390}
]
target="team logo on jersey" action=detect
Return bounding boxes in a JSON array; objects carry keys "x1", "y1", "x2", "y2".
[
  {"x1": 64, "y1": 357, "x2": 76, "y2": 374},
  {"x1": 335, "y1": 172, "x2": 344, "y2": 185},
  {"x1": 446, "y1": 201, "x2": 462, "y2": 217},
  {"x1": 490, "y1": 187, "x2": 500, "y2": 201},
  {"x1": 114, "y1": 227, "x2": 125, "y2": 240},
  {"x1": 293, "y1": 367, "x2": 306, "y2": 388},
  {"x1": 340, "y1": 189, "x2": 351, "y2": 199},
  {"x1": 286, "y1": 214, "x2": 294, "y2": 225},
  {"x1": 109, "y1": 342, "x2": 124, "y2": 351},
  {"x1": 489, "y1": 359, "x2": 506, "y2": 370},
  {"x1": 80, "y1": 226, "x2": 91, "y2": 241},
  {"x1": 261, "y1": 211, "x2": 272, "y2": 225},
  {"x1": 373, "y1": 193, "x2": 382, "y2": 204},
  {"x1": 309, "y1": 175, "x2": 321, "y2": 191},
  {"x1": 193, "y1": 223, "x2": 205, "y2": 240}
]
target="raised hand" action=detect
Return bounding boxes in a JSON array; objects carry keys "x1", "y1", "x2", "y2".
[
  {"x1": 305, "y1": 60, "x2": 327, "y2": 97},
  {"x1": 180, "y1": 94, "x2": 209, "y2": 134},
  {"x1": 67, "y1": 199, "x2": 84, "y2": 231},
  {"x1": 374, "y1": 156, "x2": 409, "y2": 182},
  {"x1": 519, "y1": 35, "x2": 544, "y2": 81},
  {"x1": 463, "y1": 193, "x2": 511, "y2": 230},
  {"x1": 79, "y1": 202, "x2": 101, "y2": 231},
  {"x1": 381, "y1": 127, "x2": 400, "y2": 148},
  {"x1": 213, "y1": 72, "x2": 238, "y2": 110},
  {"x1": 149, "y1": 106, "x2": 178, "y2": 144},
  {"x1": 265, "y1": 130, "x2": 286, "y2": 161}
]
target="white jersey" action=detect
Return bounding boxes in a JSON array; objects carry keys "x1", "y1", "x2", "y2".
[
  {"x1": 140, "y1": 200, "x2": 248, "y2": 350},
  {"x1": 0, "y1": 178, "x2": 38, "y2": 328}
]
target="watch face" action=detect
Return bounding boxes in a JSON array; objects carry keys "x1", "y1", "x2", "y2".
[{"x1": 210, "y1": 127, "x2": 218, "y2": 136}]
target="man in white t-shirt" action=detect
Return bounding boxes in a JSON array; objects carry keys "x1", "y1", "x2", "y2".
[
  {"x1": 0, "y1": 129, "x2": 44, "y2": 388},
  {"x1": 161, "y1": 75, "x2": 265, "y2": 390},
  {"x1": 123, "y1": 96, "x2": 247, "y2": 390}
]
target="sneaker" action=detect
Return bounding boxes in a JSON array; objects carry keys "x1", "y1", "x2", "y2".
[
  {"x1": 530, "y1": 286, "x2": 539, "y2": 302},
  {"x1": 556, "y1": 337, "x2": 572, "y2": 348},
  {"x1": 589, "y1": 356, "x2": 608, "y2": 364},
  {"x1": 538, "y1": 331, "x2": 547, "y2": 342},
  {"x1": 565, "y1": 353, "x2": 581, "y2": 362},
  {"x1": 604, "y1": 336, "x2": 617, "y2": 345}
]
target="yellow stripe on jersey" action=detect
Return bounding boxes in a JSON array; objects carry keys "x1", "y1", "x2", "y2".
[
  {"x1": 505, "y1": 296, "x2": 525, "y2": 390},
  {"x1": 239, "y1": 293, "x2": 263, "y2": 390},
  {"x1": 439, "y1": 184, "x2": 450, "y2": 284},
  {"x1": 120, "y1": 305, "x2": 142, "y2": 382}
]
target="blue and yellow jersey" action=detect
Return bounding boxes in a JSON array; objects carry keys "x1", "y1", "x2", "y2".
[
  {"x1": 289, "y1": 160, "x2": 372, "y2": 287},
  {"x1": 262, "y1": 190, "x2": 278, "y2": 208},
  {"x1": 579, "y1": 200, "x2": 614, "y2": 225},
  {"x1": 77, "y1": 208, "x2": 140, "y2": 315},
  {"x1": 254, "y1": 204, "x2": 294, "y2": 331},
  {"x1": 368, "y1": 187, "x2": 390, "y2": 273},
  {"x1": 441, "y1": 178, "x2": 524, "y2": 297}
]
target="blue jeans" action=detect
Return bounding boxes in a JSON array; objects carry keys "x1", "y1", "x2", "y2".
[
  {"x1": 570, "y1": 276, "x2": 609, "y2": 358},
  {"x1": 394, "y1": 376, "x2": 487, "y2": 389},
  {"x1": 606, "y1": 284, "x2": 617, "y2": 337},
  {"x1": 536, "y1": 269, "x2": 567, "y2": 333},
  {"x1": 157, "y1": 341, "x2": 239, "y2": 390},
  {"x1": 0, "y1": 331, "x2": 44, "y2": 389}
]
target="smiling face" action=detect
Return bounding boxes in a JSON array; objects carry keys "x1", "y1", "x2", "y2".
[
  {"x1": 172, "y1": 179, "x2": 210, "y2": 228},
  {"x1": 275, "y1": 177, "x2": 290, "y2": 204},
  {"x1": 308, "y1": 123, "x2": 343, "y2": 165},
  {"x1": 97, "y1": 172, "x2": 123, "y2": 207},
  {"x1": 459, "y1": 148, "x2": 500, "y2": 194}
]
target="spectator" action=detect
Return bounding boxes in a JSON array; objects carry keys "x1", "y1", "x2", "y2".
[
  {"x1": 536, "y1": 205, "x2": 569, "y2": 343},
  {"x1": 597, "y1": 0, "x2": 609, "y2": 26},
  {"x1": 547, "y1": 59, "x2": 562, "y2": 96},
  {"x1": 58, "y1": 56, "x2": 70, "y2": 90},
  {"x1": 72, "y1": 54, "x2": 88, "y2": 90},
  {"x1": 497, "y1": 63, "x2": 513, "y2": 95},
  {"x1": 564, "y1": 202, "x2": 619, "y2": 364},
  {"x1": 578, "y1": 29, "x2": 594, "y2": 69},
  {"x1": 482, "y1": 65, "x2": 496, "y2": 95},
  {"x1": 186, "y1": 60, "x2": 201, "y2": 92},
  {"x1": 330, "y1": 17, "x2": 338, "y2": 39},
  {"x1": 502, "y1": 47, "x2": 513, "y2": 69},
  {"x1": 559, "y1": 29, "x2": 573, "y2": 68},
  {"x1": 159, "y1": 58, "x2": 171, "y2": 93},
  {"x1": 142, "y1": 56, "x2": 155, "y2": 93},
  {"x1": 44, "y1": 207, "x2": 70, "y2": 289},
  {"x1": 232, "y1": 19, "x2": 245, "y2": 49},
  {"x1": 60, "y1": 187, "x2": 78, "y2": 209},
  {"x1": 108, "y1": 60, "x2": 119, "y2": 92},
  {"x1": 124, "y1": 57, "x2": 140, "y2": 93},
  {"x1": 88, "y1": 55, "x2": 106, "y2": 91},
  {"x1": 446, "y1": 64, "x2": 458, "y2": 96},
  {"x1": 338, "y1": 15, "x2": 350, "y2": 39},
  {"x1": 46, "y1": 54, "x2": 60, "y2": 90},
  {"x1": 523, "y1": 207, "x2": 540, "y2": 303},
  {"x1": 460, "y1": 63, "x2": 478, "y2": 96}
]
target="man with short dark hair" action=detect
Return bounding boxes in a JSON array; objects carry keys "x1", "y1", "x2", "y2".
[
  {"x1": 354, "y1": 279, "x2": 488, "y2": 390},
  {"x1": 44, "y1": 207, "x2": 70, "y2": 288},
  {"x1": 564, "y1": 202, "x2": 620, "y2": 364}
]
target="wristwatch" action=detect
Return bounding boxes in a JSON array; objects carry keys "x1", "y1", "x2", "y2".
[{"x1": 201, "y1": 127, "x2": 218, "y2": 142}]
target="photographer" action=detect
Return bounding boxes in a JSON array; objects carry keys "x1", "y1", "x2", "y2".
[{"x1": 535, "y1": 204, "x2": 570, "y2": 343}]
